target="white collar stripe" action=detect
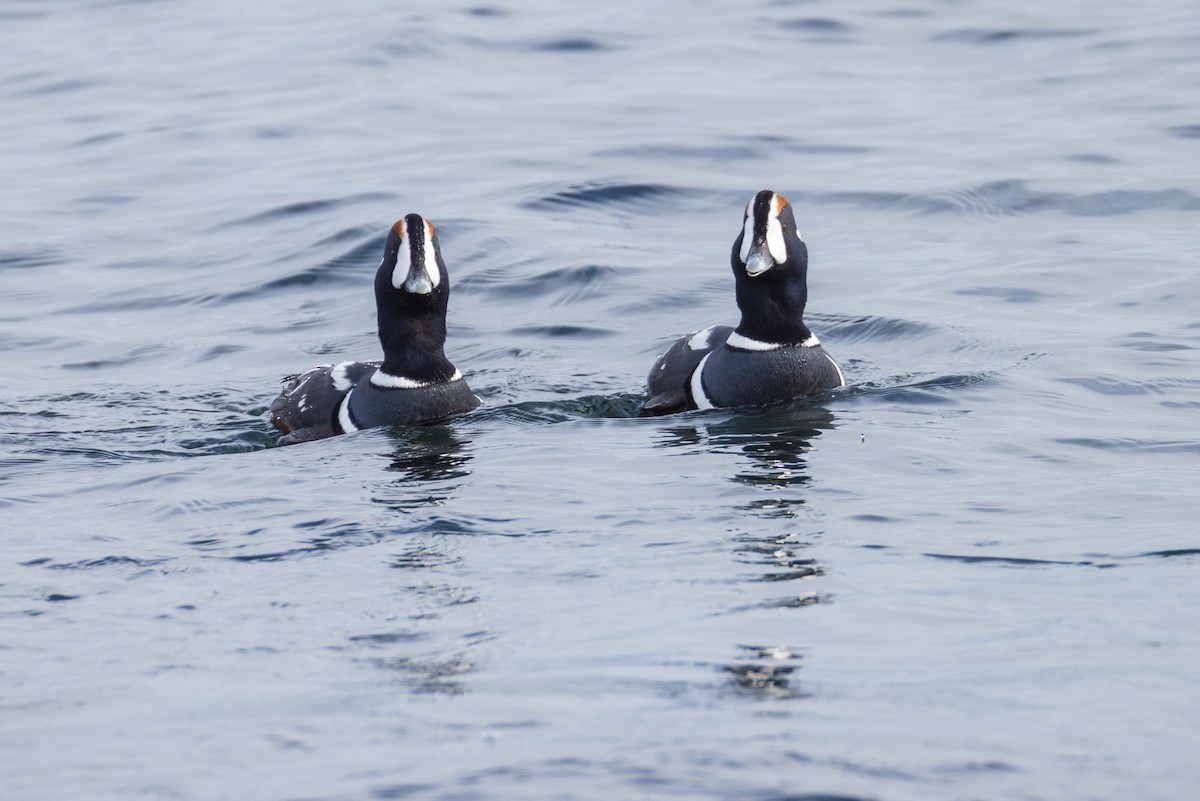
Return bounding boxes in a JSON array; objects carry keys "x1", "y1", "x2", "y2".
[
  {"x1": 370, "y1": 368, "x2": 461, "y2": 389},
  {"x1": 726, "y1": 331, "x2": 781, "y2": 351},
  {"x1": 725, "y1": 331, "x2": 820, "y2": 351}
]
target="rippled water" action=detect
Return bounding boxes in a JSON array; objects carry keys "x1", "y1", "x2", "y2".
[{"x1": 3, "y1": 1, "x2": 1199, "y2": 799}]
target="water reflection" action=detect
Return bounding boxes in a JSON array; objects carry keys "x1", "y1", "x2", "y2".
[
  {"x1": 655, "y1": 405, "x2": 837, "y2": 702},
  {"x1": 722, "y1": 644, "x2": 805, "y2": 700},
  {"x1": 736, "y1": 531, "x2": 824, "y2": 583},
  {"x1": 369, "y1": 654, "x2": 475, "y2": 696},
  {"x1": 372, "y1": 425, "x2": 474, "y2": 514},
  {"x1": 352, "y1": 425, "x2": 482, "y2": 695},
  {"x1": 655, "y1": 405, "x2": 835, "y2": 491},
  {"x1": 384, "y1": 424, "x2": 473, "y2": 483},
  {"x1": 349, "y1": 576, "x2": 486, "y2": 696}
]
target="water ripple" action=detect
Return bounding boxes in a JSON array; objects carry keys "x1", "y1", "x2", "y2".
[
  {"x1": 811, "y1": 180, "x2": 1200, "y2": 216},
  {"x1": 596, "y1": 143, "x2": 765, "y2": 162},
  {"x1": 818, "y1": 314, "x2": 942, "y2": 344},
  {"x1": 507, "y1": 324, "x2": 614, "y2": 339},
  {"x1": 459, "y1": 263, "x2": 626, "y2": 305},
  {"x1": 519, "y1": 180, "x2": 694, "y2": 214},
  {"x1": 778, "y1": 17, "x2": 855, "y2": 36},
  {"x1": 473, "y1": 394, "x2": 645, "y2": 424},
  {"x1": 1138, "y1": 548, "x2": 1200, "y2": 559},
  {"x1": 1055, "y1": 437, "x2": 1200, "y2": 455},
  {"x1": 223, "y1": 235, "x2": 383, "y2": 301},
  {"x1": 1059, "y1": 375, "x2": 1200, "y2": 396},
  {"x1": 933, "y1": 27, "x2": 1096, "y2": 44},
  {"x1": 0, "y1": 247, "x2": 61, "y2": 270},
  {"x1": 531, "y1": 36, "x2": 610, "y2": 53},
  {"x1": 41, "y1": 555, "x2": 170, "y2": 571},
  {"x1": 220, "y1": 193, "x2": 395, "y2": 228},
  {"x1": 924, "y1": 553, "x2": 1107, "y2": 568}
]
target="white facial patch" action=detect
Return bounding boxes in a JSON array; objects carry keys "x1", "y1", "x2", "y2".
[
  {"x1": 422, "y1": 220, "x2": 441, "y2": 288},
  {"x1": 739, "y1": 208, "x2": 754, "y2": 263},
  {"x1": 739, "y1": 193, "x2": 788, "y2": 267},
  {"x1": 393, "y1": 219, "x2": 441, "y2": 293},
  {"x1": 764, "y1": 195, "x2": 787, "y2": 264}
]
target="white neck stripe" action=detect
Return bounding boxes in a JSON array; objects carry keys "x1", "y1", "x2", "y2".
[{"x1": 370, "y1": 368, "x2": 461, "y2": 389}]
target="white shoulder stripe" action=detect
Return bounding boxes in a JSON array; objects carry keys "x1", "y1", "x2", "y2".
[
  {"x1": 689, "y1": 352, "x2": 714, "y2": 410},
  {"x1": 330, "y1": 361, "x2": 357, "y2": 392},
  {"x1": 337, "y1": 390, "x2": 358, "y2": 433},
  {"x1": 827, "y1": 353, "x2": 846, "y2": 387},
  {"x1": 687, "y1": 327, "x2": 715, "y2": 351}
]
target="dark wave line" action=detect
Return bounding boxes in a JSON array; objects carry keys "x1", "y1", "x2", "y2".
[
  {"x1": 519, "y1": 180, "x2": 696, "y2": 213},
  {"x1": 933, "y1": 27, "x2": 1096, "y2": 44},
  {"x1": 807, "y1": 180, "x2": 1200, "y2": 217},
  {"x1": 1138, "y1": 548, "x2": 1200, "y2": 559},
  {"x1": 924, "y1": 552, "x2": 1109, "y2": 568},
  {"x1": 218, "y1": 235, "x2": 384, "y2": 302},
  {"x1": 219, "y1": 193, "x2": 395, "y2": 228}
]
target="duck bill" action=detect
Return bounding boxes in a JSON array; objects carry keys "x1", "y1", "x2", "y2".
[
  {"x1": 402, "y1": 240, "x2": 438, "y2": 295},
  {"x1": 403, "y1": 266, "x2": 434, "y2": 295},
  {"x1": 744, "y1": 242, "x2": 775, "y2": 277}
]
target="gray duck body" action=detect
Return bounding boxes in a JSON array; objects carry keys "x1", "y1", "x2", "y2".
[
  {"x1": 643, "y1": 191, "x2": 845, "y2": 415},
  {"x1": 271, "y1": 214, "x2": 479, "y2": 444}
]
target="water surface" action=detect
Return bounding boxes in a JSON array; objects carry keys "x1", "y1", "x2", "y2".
[{"x1": 2, "y1": 1, "x2": 1199, "y2": 799}]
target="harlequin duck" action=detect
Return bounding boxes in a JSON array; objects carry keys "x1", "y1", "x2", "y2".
[
  {"x1": 271, "y1": 213, "x2": 480, "y2": 443},
  {"x1": 643, "y1": 190, "x2": 845, "y2": 414}
]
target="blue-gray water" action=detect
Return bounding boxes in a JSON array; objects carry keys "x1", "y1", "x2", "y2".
[{"x1": 3, "y1": 1, "x2": 1199, "y2": 799}]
